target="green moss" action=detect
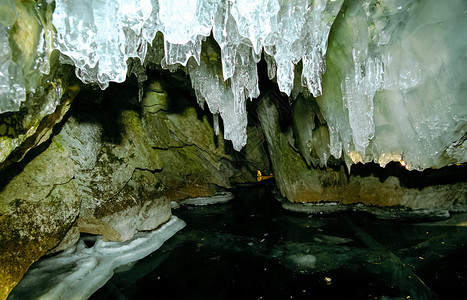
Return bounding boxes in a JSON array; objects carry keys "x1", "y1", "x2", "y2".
[
  {"x1": 51, "y1": 138, "x2": 66, "y2": 152},
  {"x1": 100, "y1": 146, "x2": 125, "y2": 165}
]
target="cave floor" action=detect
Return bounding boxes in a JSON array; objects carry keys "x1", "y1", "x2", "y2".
[{"x1": 91, "y1": 184, "x2": 467, "y2": 300}]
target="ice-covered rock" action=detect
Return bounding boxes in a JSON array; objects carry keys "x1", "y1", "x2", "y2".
[
  {"x1": 0, "y1": 0, "x2": 56, "y2": 113},
  {"x1": 8, "y1": 216, "x2": 186, "y2": 300},
  {"x1": 315, "y1": 0, "x2": 467, "y2": 170},
  {"x1": 0, "y1": 24, "x2": 25, "y2": 113},
  {"x1": 0, "y1": 1, "x2": 80, "y2": 167},
  {"x1": 261, "y1": 89, "x2": 467, "y2": 208}
]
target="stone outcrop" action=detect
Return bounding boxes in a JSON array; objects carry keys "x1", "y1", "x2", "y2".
[
  {"x1": 0, "y1": 3, "x2": 84, "y2": 297},
  {"x1": 54, "y1": 101, "x2": 171, "y2": 242},
  {"x1": 141, "y1": 77, "x2": 235, "y2": 200}
]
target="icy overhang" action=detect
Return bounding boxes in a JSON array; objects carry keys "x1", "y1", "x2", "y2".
[{"x1": 48, "y1": 0, "x2": 343, "y2": 151}]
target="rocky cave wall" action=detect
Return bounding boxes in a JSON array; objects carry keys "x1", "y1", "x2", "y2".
[
  {"x1": 1, "y1": 0, "x2": 467, "y2": 298},
  {"x1": 0, "y1": 68, "x2": 270, "y2": 298}
]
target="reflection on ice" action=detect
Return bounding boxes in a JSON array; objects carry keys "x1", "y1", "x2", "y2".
[
  {"x1": 8, "y1": 217, "x2": 185, "y2": 300},
  {"x1": 288, "y1": 254, "x2": 317, "y2": 270},
  {"x1": 111, "y1": 185, "x2": 464, "y2": 299},
  {"x1": 313, "y1": 234, "x2": 353, "y2": 245}
]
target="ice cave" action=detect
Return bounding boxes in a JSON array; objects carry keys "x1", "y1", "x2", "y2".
[{"x1": 1, "y1": 0, "x2": 466, "y2": 299}]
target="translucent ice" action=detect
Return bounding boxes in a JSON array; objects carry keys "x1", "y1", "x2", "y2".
[
  {"x1": 51, "y1": 0, "x2": 343, "y2": 151},
  {"x1": 53, "y1": 0, "x2": 157, "y2": 89},
  {"x1": 187, "y1": 47, "x2": 250, "y2": 150},
  {"x1": 0, "y1": 25, "x2": 25, "y2": 112},
  {"x1": 288, "y1": 254, "x2": 317, "y2": 269},
  {"x1": 313, "y1": 0, "x2": 467, "y2": 170},
  {"x1": 0, "y1": 1, "x2": 54, "y2": 113}
]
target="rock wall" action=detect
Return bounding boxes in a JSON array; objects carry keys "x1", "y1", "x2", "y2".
[{"x1": 0, "y1": 0, "x2": 80, "y2": 168}]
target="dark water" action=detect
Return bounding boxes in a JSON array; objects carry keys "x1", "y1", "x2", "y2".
[{"x1": 91, "y1": 184, "x2": 467, "y2": 300}]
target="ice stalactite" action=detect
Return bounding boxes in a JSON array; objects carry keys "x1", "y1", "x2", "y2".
[
  {"x1": 50, "y1": 0, "x2": 343, "y2": 151},
  {"x1": 187, "y1": 41, "x2": 251, "y2": 151},
  {"x1": 53, "y1": 0, "x2": 157, "y2": 89}
]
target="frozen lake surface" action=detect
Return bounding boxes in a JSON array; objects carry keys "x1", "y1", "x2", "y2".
[
  {"x1": 10, "y1": 183, "x2": 467, "y2": 299},
  {"x1": 93, "y1": 184, "x2": 467, "y2": 299}
]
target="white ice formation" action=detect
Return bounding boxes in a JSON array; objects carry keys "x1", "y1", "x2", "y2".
[
  {"x1": 1, "y1": 0, "x2": 465, "y2": 170},
  {"x1": 315, "y1": 0, "x2": 467, "y2": 170},
  {"x1": 8, "y1": 216, "x2": 185, "y2": 300},
  {"x1": 281, "y1": 199, "x2": 452, "y2": 221},
  {"x1": 0, "y1": 24, "x2": 25, "y2": 113}
]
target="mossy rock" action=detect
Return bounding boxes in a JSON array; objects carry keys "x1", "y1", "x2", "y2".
[{"x1": 0, "y1": 138, "x2": 80, "y2": 299}]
